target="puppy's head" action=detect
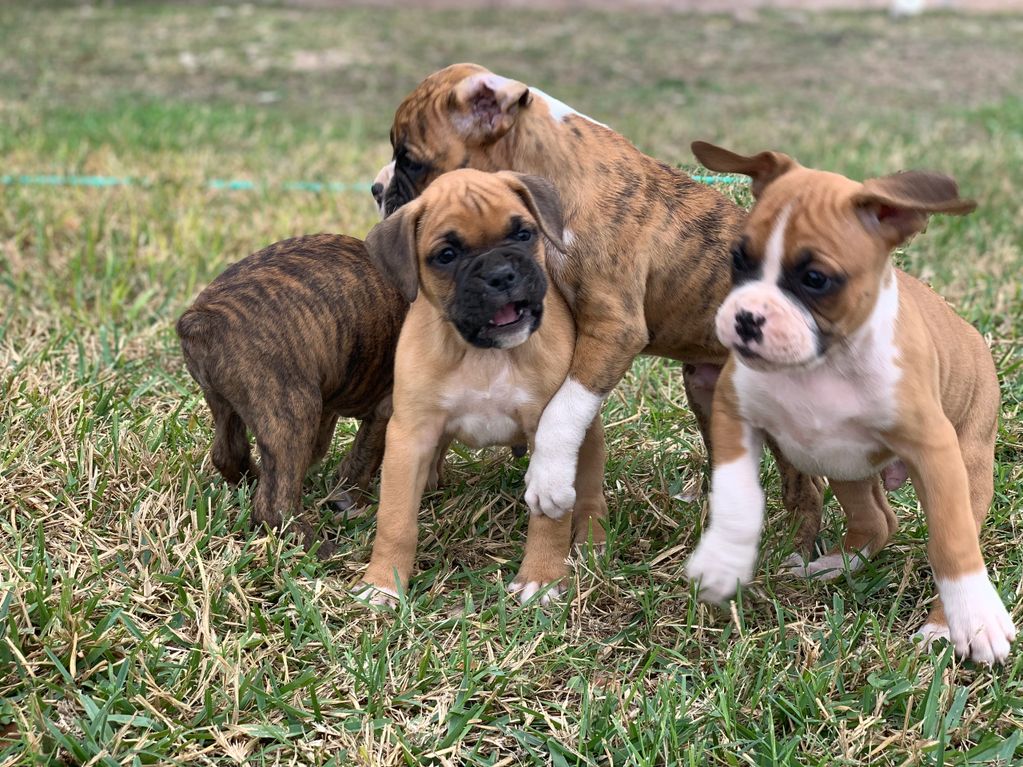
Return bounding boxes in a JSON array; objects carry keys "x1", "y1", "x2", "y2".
[
  {"x1": 365, "y1": 168, "x2": 565, "y2": 350},
  {"x1": 371, "y1": 161, "x2": 395, "y2": 218},
  {"x1": 383, "y1": 63, "x2": 536, "y2": 215},
  {"x1": 692, "y1": 141, "x2": 976, "y2": 371}
]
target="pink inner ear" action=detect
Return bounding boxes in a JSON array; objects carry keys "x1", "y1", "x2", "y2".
[
  {"x1": 876, "y1": 204, "x2": 899, "y2": 221},
  {"x1": 472, "y1": 87, "x2": 500, "y2": 130}
]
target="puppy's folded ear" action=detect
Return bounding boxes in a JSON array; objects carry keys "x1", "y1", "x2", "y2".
[
  {"x1": 691, "y1": 141, "x2": 797, "y2": 198},
  {"x1": 852, "y1": 171, "x2": 977, "y2": 247},
  {"x1": 498, "y1": 172, "x2": 566, "y2": 253},
  {"x1": 365, "y1": 205, "x2": 420, "y2": 303},
  {"x1": 451, "y1": 71, "x2": 532, "y2": 145}
]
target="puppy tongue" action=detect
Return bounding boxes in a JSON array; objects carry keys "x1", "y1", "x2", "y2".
[{"x1": 491, "y1": 302, "x2": 520, "y2": 326}]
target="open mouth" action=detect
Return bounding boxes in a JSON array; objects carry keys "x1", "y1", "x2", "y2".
[{"x1": 488, "y1": 301, "x2": 531, "y2": 329}]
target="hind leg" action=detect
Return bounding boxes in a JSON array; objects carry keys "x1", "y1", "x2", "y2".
[
  {"x1": 771, "y1": 438, "x2": 826, "y2": 559},
  {"x1": 250, "y1": 390, "x2": 333, "y2": 556},
  {"x1": 334, "y1": 414, "x2": 389, "y2": 509},
  {"x1": 572, "y1": 416, "x2": 608, "y2": 548},
  {"x1": 205, "y1": 391, "x2": 255, "y2": 484},
  {"x1": 311, "y1": 412, "x2": 340, "y2": 466},
  {"x1": 425, "y1": 438, "x2": 451, "y2": 493},
  {"x1": 781, "y1": 477, "x2": 896, "y2": 580}
]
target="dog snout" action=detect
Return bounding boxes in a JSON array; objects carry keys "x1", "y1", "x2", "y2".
[
  {"x1": 482, "y1": 263, "x2": 520, "y2": 293},
  {"x1": 735, "y1": 309, "x2": 766, "y2": 344},
  {"x1": 371, "y1": 182, "x2": 384, "y2": 204}
]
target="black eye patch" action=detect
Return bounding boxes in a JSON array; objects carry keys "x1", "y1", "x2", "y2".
[
  {"x1": 730, "y1": 237, "x2": 762, "y2": 285},
  {"x1": 396, "y1": 147, "x2": 428, "y2": 177},
  {"x1": 779, "y1": 249, "x2": 845, "y2": 302}
]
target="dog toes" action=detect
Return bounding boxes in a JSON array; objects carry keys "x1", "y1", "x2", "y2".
[
  {"x1": 913, "y1": 621, "x2": 951, "y2": 650},
  {"x1": 685, "y1": 534, "x2": 755, "y2": 604},
  {"x1": 327, "y1": 487, "x2": 358, "y2": 512},
  {"x1": 779, "y1": 551, "x2": 865, "y2": 581},
  {"x1": 351, "y1": 582, "x2": 398, "y2": 608},
  {"x1": 508, "y1": 578, "x2": 565, "y2": 606}
]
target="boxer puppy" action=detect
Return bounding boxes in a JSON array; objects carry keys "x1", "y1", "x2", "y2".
[
  {"x1": 684, "y1": 141, "x2": 1015, "y2": 664},
  {"x1": 356, "y1": 169, "x2": 607, "y2": 604},
  {"x1": 378, "y1": 63, "x2": 825, "y2": 558},
  {"x1": 177, "y1": 232, "x2": 407, "y2": 556}
]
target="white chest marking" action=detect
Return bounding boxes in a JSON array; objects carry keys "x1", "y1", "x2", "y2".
[
  {"x1": 735, "y1": 271, "x2": 902, "y2": 480},
  {"x1": 440, "y1": 358, "x2": 534, "y2": 448},
  {"x1": 531, "y1": 87, "x2": 609, "y2": 129}
]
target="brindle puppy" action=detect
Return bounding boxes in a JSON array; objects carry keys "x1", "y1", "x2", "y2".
[{"x1": 177, "y1": 234, "x2": 407, "y2": 555}]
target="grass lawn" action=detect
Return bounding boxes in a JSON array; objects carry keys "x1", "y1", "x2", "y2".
[{"x1": 2, "y1": 2, "x2": 1023, "y2": 764}]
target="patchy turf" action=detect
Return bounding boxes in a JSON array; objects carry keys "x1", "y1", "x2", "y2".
[{"x1": 2, "y1": 3, "x2": 1022, "y2": 765}]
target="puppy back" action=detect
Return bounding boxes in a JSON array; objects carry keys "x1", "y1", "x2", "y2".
[{"x1": 177, "y1": 234, "x2": 408, "y2": 400}]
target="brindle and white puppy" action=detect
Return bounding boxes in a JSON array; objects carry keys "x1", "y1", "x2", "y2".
[
  {"x1": 685, "y1": 142, "x2": 1015, "y2": 664},
  {"x1": 357, "y1": 169, "x2": 606, "y2": 604},
  {"x1": 379, "y1": 63, "x2": 827, "y2": 560}
]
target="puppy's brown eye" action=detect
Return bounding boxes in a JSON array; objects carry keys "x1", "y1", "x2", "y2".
[
  {"x1": 801, "y1": 269, "x2": 832, "y2": 293},
  {"x1": 433, "y1": 247, "x2": 457, "y2": 265},
  {"x1": 514, "y1": 229, "x2": 532, "y2": 242},
  {"x1": 400, "y1": 154, "x2": 425, "y2": 175}
]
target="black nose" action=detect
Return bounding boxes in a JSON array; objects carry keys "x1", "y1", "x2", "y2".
[
  {"x1": 482, "y1": 263, "x2": 519, "y2": 293},
  {"x1": 735, "y1": 309, "x2": 766, "y2": 344},
  {"x1": 371, "y1": 182, "x2": 384, "y2": 203}
]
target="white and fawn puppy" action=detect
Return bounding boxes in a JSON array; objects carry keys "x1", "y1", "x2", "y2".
[
  {"x1": 356, "y1": 168, "x2": 606, "y2": 605},
  {"x1": 684, "y1": 142, "x2": 1015, "y2": 664}
]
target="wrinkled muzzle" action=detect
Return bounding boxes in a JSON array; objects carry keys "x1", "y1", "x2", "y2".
[
  {"x1": 449, "y1": 247, "x2": 547, "y2": 349},
  {"x1": 715, "y1": 284, "x2": 820, "y2": 369}
]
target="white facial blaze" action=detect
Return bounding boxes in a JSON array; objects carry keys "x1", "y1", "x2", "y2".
[
  {"x1": 715, "y1": 203, "x2": 819, "y2": 368},
  {"x1": 762, "y1": 203, "x2": 793, "y2": 284}
]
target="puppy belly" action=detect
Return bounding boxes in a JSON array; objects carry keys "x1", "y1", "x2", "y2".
[
  {"x1": 774, "y1": 435, "x2": 890, "y2": 481},
  {"x1": 448, "y1": 413, "x2": 525, "y2": 449}
]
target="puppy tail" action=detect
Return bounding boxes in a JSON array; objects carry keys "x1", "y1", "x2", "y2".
[
  {"x1": 176, "y1": 309, "x2": 206, "y2": 342},
  {"x1": 176, "y1": 309, "x2": 218, "y2": 389}
]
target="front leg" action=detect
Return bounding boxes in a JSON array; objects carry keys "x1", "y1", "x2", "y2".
[
  {"x1": 509, "y1": 510, "x2": 574, "y2": 605},
  {"x1": 686, "y1": 369, "x2": 765, "y2": 603},
  {"x1": 359, "y1": 414, "x2": 442, "y2": 604},
  {"x1": 525, "y1": 313, "x2": 647, "y2": 519},
  {"x1": 894, "y1": 418, "x2": 1015, "y2": 664}
]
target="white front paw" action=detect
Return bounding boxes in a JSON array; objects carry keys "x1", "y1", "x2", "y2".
[
  {"x1": 685, "y1": 532, "x2": 758, "y2": 604},
  {"x1": 940, "y1": 572, "x2": 1017, "y2": 665},
  {"x1": 524, "y1": 452, "x2": 576, "y2": 519}
]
